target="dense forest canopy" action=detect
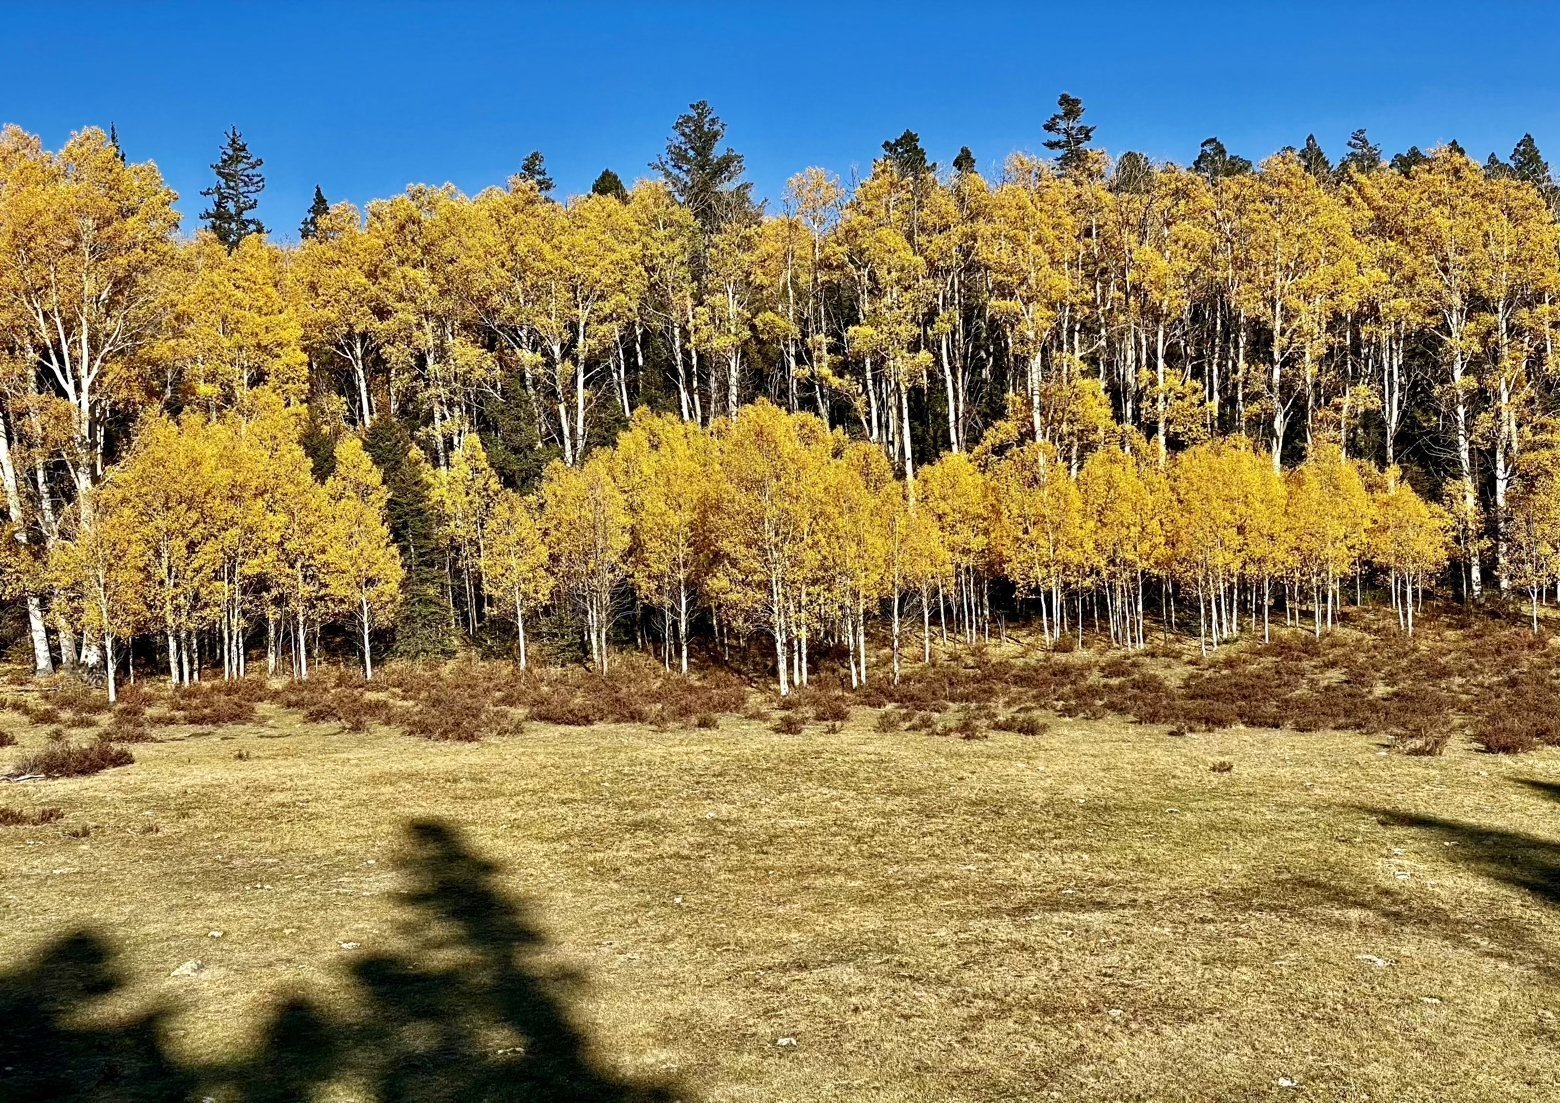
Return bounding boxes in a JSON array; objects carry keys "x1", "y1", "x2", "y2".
[{"x1": 4, "y1": 97, "x2": 1560, "y2": 696}]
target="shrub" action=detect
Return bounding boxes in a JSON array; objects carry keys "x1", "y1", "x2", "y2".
[
  {"x1": 0, "y1": 730, "x2": 13, "y2": 748},
  {"x1": 1389, "y1": 721, "x2": 1452, "y2": 757},
  {"x1": 772, "y1": 712, "x2": 807, "y2": 735},
  {"x1": 873, "y1": 709, "x2": 903, "y2": 733},
  {"x1": 694, "y1": 712, "x2": 719, "y2": 730},
  {"x1": 1210, "y1": 760, "x2": 1234, "y2": 774},
  {"x1": 0, "y1": 806, "x2": 63, "y2": 827},
  {"x1": 101, "y1": 714, "x2": 156, "y2": 744},
  {"x1": 993, "y1": 711, "x2": 1048, "y2": 736},
  {"x1": 812, "y1": 695, "x2": 851, "y2": 723},
  {"x1": 1475, "y1": 718, "x2": 1541, "y2": 755},
  {"x1": 15, "y1": 736, "x2": 133, "y2": 778}
]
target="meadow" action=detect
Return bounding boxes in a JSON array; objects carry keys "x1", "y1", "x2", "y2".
[{"x1": 2, "y1": 616, "x2": 1560, "y2": 1102}]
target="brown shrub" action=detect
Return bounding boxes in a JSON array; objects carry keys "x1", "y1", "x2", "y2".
[
  {"x1": 52, "y1": 680, "x2": 110, "y2": 718},
  {"x1": 0, "y1": 806, "x2": 63, "y2": 827},
  {"x1": 15, "y1": 736, "x2": 133, "y2": 777},
  {"x1": 992, "y1": 711, "x2": 1048, "y2": 736},
  {"x1": 811, "y1": 695, "x2": 851, "y2": 723},
  {"x1": 772, "y1": 712, "x2": 807, "y2": 735},
  {"x1": 873, "y1": 709, "x2": 903, "y2": 733},
  {"x1": 101, "y1": 714, "x2": 156, "y2": 744},
  {"x1": 170, "y1": 680, "x2": 263, "y2": 726},
  {"x1": 0, "y1": 730, "x2": 13, "y2": 748},
  {"x1": 1475, "y1": 717, "x2": 1543, "y2": 754},
  {"x1": 1210, "y1": 760, "x2": 1234, "y2": 773},
  {"x1": 694, "y1": 712, "x2": 719, "y2": 730},
  {"x1": 1390, "y1": 723, "x2": 1452, "y2": 757}
]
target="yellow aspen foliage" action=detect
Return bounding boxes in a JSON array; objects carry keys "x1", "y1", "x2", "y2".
[
  {"x1": 989, "y1": 440, "x2": 1085, "y2": 646},
  {"x1": 1368, "y1": 469, "x2": 1451, "y2": 635},
  {"x1": 708, "y1": 400, "x2": 833, "y2": 694},
  {"x1": 539, "y1": 452, "x2": 630, "y2": 674},
  {"x1": 321, "y1": 438, "x2": 404, "y2": 680},
  {"x1": 485, "y1": 490, "x2": 551, "y2": 670},
  {"x1": 613, "y1": 410, "x2": 715, "y2": 673}
]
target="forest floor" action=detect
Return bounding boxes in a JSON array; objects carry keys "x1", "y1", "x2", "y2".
[{"x1": 2, "y1": 619, "x2": 1560, "y2": 1101}]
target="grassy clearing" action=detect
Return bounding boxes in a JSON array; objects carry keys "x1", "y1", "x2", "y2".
[{"x1": 1, "y1": 662, "x2": 1559, "y2": 1101}]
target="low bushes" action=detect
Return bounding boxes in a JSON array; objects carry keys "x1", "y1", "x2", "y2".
[
  {"x1": 0, "y1": 806, "x2": 63, "y2": 827},
  {"x1": 15, "y1": 736, "x2": 134, "y2": 778}
]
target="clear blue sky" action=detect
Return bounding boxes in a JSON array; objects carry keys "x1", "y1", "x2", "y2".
[{"x1": 6, "y1": 1, "x2": 1560, "y2": 238}]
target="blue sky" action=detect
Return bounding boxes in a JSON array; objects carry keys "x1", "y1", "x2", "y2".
[{"x1": 6, "y1": 1, "x2": 1560, "y2": 238}]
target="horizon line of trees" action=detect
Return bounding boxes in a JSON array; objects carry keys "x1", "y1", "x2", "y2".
[{"x1": 7, "y1": 99, "x2": 1560, "y2": 694}]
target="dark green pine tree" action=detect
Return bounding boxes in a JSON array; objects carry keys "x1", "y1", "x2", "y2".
[
  {"x1": 1042, "y1": 92, "x2": 1097, "y2": 177},
  {"x1": 652, "y1": 100, "x2": 755, "y2": 234},
  {"x1": 1191, "y1": 137, "x2": 1253, "y2": 180},
  {"x1": 518, "y1": 150, "x2": 555, "y2": 195},
  {"x1": 1111, "y1": 151, "x2": 1154, "y2": 194},
  {"x1": 1446, "y1": 138, "x2": 1469, "y2": 159},
  {"x1": 300, "y1": 185, "x2": 329, "y2": 240},
  {"x1": 1485, "y1": 152, "x2": 1515, "y2": 180},
  {"x1": 1509, "y1": 134, "x2": 1553, "y2": 187},
  {"x1": 1298, "y1": 134, "x2": 1332, "y2": 179},
  {"x1": 590, "y1": 169, "x2": 629, "y2": 202},
  {"x1": 200, "y1": 126, "x2": 266, "y2": 252},
  {"x1": 952, "y1": 146, "x2": 977, "y2": 176},
  {"x1": 362, "y1": 417, "x2": 457, "y2": 659},
  {"x1": 108, "y1": 122, "x2": 125, "y2": 164},
  {"x1": 880, "y1": 129, "x2": 934, "y2": 177},
  {"x1": 1390, "y1": 145, "x2": 1429, "y2": 174},
  {"x1": 1339, "y1": 129, "x2": 1383, "y2": 175}
]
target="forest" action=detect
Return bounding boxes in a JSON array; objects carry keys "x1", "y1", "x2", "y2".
[{"x1": 3, "y1": 96, "x2": 1560, "y2": 699}]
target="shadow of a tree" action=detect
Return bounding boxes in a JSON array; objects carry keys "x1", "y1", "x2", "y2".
[
  {"x1": 0, "y1": 820, "x2": 682, "y2": 1103},
  {"x1": 1367, "y1": 776, "x2": 1560, "y2": 908}
]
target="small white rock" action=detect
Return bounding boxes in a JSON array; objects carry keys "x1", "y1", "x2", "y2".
[
  {"x1": 1106, "y1": 1008, "x2": 1123, "y2": 1018},
  {"x1": 170, "y1": 960, "x2": 205, "y2": 978},
  {"x1": 208, "y1": 930, "x2": 224, "y2": 939},
  {"x1": 673, "y1": 895, "x2": 684, "y2": 906},
  {"x1": 1420, "y1": 996, "x2": 1442, "y2": 1005},
  {"x1": 339, "y1": 941, "x2": 360, "y2": 950},
  {"x1": 1356, "y1": 953, "x2": 1392, "y2": 968},
  {"x1": 775, "y1": 1037, "x2": 797, "y2": 1047},
  {"x1": 1277, "y1": 1076, "x2": 1298, "y2": 1088}
]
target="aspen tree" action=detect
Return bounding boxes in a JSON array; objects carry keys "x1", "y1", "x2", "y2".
[
  {"x1": 485, "y1": 490, "x2": 551, "y2": 670},
  {"x1": 539, "y1": 452, "x2": 630, "y2": 674}
]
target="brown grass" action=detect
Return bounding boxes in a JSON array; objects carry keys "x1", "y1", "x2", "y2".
[{"x1": 1, "y1": 699, "x2": 1556, "y2": 1101}]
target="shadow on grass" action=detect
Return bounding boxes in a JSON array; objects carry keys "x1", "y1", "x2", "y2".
[
  {"x1": 1367, "y1": 777, "x2": 1560, "y2": 909},
  {"x1": 0, "y1": 820, "x2": 681, "y2": 1102}
]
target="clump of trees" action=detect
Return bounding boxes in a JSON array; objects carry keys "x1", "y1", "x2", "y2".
[{"x1": 5, "y1": 100, "x2": 1560, "y2": 695}]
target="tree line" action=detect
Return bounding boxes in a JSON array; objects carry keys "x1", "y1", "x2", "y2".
[{"x1": 2, "y1": 98, "x2": 1560, "y2": 694}]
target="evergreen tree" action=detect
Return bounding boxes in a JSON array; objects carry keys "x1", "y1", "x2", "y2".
[
  {"x1": 1299, "y1": 134, "x2": 1332, "y2": 179},
  {"x1": 1339, "y1": 129, "x2": 1383, "y2": 175},
  {"x1": 1485, "y1": 152, "x2": 1515, "y2": 180},
  {"x1": 1391, "y1": 145, "x2": 1429, "y2": 174},
  {"x1": 300, "y1": 185, "x2": 329, "y2": 240},
  {"x1": 952, "y1": 146, "x2": 977, "y2": 176},
  {"x1": 200, "y1": 126, "x2": 266, "y2": 252},
  {"x1": 590, "y1": 168, "x2": 629, "y2": 202},
  {"x1": 1447, "y1": 138, "x2": 1468, "y2": 159},
  {"x1": 881, "y1": 129, "x2": 934, "y2": 176},
  {"x1": 1191, "y1": 137, "x2": 1253, "y2": 180},
  {"x1": 108, "y1": 122, "x2": 124, "y2": 164},
  {"x1": 518, "y1": 150, "x2": 554, "y2": 195},
  {"x1": 362, "y1": 417, "x2": 456, "y2": 658},
  {"x1": 1043, "y1": 92, "x2": 1097, "y2": 177},
  {"x1": 1509, "y1": 133, "x2": 1554, "y2": 191},
  {"x1": 652, "y1": 100, "x2": 755, "y2": 234}
]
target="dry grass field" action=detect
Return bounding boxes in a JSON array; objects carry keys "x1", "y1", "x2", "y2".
[{"x1": 3, "y1": 624, "x2": 1560, "y2": 1101}]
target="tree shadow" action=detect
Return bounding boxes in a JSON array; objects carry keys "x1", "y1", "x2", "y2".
[
  {"x1": 0, "y1": 820, "x2": 683, "y2": 1102},
  {"x1": 1366, "y1": 778, "x2": 1560, "y2": 908}
]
